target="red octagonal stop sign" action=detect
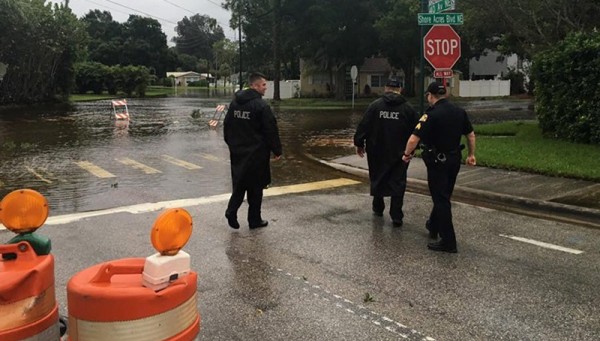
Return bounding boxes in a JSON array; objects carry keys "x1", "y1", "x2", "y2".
[{"x1": 424, "y1": 25, "x2": 461, "y2": 70}]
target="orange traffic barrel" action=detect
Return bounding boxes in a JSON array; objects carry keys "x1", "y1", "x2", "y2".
[
  {"x1": 67, "y1": 258, "x2": 199, "y2": 341},
  {"x1": 0, "y1": 241, "x2": 60, "y2": 341}
]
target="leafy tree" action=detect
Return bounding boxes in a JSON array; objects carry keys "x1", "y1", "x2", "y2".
[
  {"x1": 177, "y1": 53, "x2": 200, "y2": 72},
  {"x1": 213, "y1": 39, "x2": 238, "y2": 81},
  {"x1": 81, "y1": 10, "x2": 123, "y2": 66},
  {"x1": 375, "y1": 0, "x2": 420, "y2": 96},
  {"x1": 292, "y1": 0, "x2": 383, "y2": 99},
  {"x1": 174, "y1": 14, "x2": 225, "y2": 63},
  {"x1": 81, "y1": 12, "x2": 172, "y2": 77},
  {"x1": 122, "y1": 15, "x2": 170, "y2": 76},
  {"x1": 461, "y1": 0, "x2": 600, "y2": 58},
  {"x1": 0, "y1": 0, "x2": 87, "y2": 104}
]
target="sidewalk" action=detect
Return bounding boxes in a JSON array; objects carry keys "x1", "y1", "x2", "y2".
[{"x1": 312, "y1": 154, "x2": 600, "y2": 229}]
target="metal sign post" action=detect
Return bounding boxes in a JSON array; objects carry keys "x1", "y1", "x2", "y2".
[{"x1": 350, "y1": 65, "x2": 358, "y2": 109}]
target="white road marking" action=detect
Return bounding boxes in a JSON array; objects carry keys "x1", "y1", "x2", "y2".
[
  {"x1": 197, "y1": 152, "x2": 224, "y2": 162},
  {"x1": 25, "y1": 166, "x2": 52, "y2": 183},
  {"x1": 74, "y1": 161, "x2": 115, "y2": 178},
  {"x1": 499, "y1": 234, "x2": 584, "y2": 255},
  {"x1": 116, "y1": 158, "x2": 161, "y2": 174},
  {"x1": 161, "y1": 155, "x2": 202, "y2": 170},
  {"x1": 0, "y1": 178, "x2": 361, "y2": 230}
]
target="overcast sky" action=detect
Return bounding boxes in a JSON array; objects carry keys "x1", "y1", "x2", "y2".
[{"x1": 49, "y1": 0, "x2": 237, "y2": 43}]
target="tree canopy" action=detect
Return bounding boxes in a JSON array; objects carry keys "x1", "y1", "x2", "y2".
[{"x1": 0, "y1": 0, "x2": 87, "y2": 104}]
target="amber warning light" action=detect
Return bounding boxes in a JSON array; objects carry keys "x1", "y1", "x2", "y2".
[{"x1": 143, "y1": 208, "x2": 193, "y2": 291}]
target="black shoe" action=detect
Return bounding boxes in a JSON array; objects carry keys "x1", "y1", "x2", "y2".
[
  {"x1": 373, "y1": 211, "x2": 383, "y2": 217},
  {"x1": 427, "y1": 241, "x2": 457, "y2": 253},
  {"x1": 425, "y1": 220, "x2": 438, "y2": 239},
  {"x1": 392, "y1": 220, "x2": 403, "y2": 227},
  {"x1": 225, "y1": 213, "x2": 240, "y2": 229},
  {"x1": 249, "y1": 220, "x2": 268, "y2": 229}
]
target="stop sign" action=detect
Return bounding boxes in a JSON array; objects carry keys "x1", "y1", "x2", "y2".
[{"x1": 424, "y1": 25, "x2": 461, "y2": 69}]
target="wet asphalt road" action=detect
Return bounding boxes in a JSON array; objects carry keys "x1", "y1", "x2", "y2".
[
  {"x1": 39, "y1": 185, "x2": 600, "y2": 341},
  {"x1": 4, "y1": 95, "x2": 598, "y2": 340}
]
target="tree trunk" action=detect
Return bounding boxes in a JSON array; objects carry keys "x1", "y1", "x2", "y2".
[{"x1": 334, "y1": 66, "x2": 346, "y2": 100}]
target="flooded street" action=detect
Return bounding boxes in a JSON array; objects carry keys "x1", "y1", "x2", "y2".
[
  {"x1": 0, "y1": 93, "x2": 357, "y2": 214},
  {"x1": 0, "y1": 93, "x2": 534, "y2": 215}
]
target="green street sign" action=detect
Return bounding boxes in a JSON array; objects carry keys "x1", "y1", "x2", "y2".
[
  {"x1": 428, "y1": 0, "x2": 456, "y2": 14},
  {"x1": 418, "y1": 13, "x2": 464, "y2": 25}
]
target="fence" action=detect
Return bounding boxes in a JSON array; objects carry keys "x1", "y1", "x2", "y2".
[
  {"x1": 264, "y1": 80, "x2": 301, "y2": 99},
  {"x1": 459, "y1": 80, "x2": 511, "y2": 97}
]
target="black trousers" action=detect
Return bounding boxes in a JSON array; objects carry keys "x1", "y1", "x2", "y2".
[
  {"x1": 372, "y1": 195, "x2": 405, "y2": 222},
  {"x1": 226, "y1": 183, "x2": 264, "y2": 224},
  {"x1": 426, "y1": 156, "x2": 461, "y2": 246}
]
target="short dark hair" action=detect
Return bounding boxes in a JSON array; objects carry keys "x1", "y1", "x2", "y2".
[
  {"x1": 425, "y1": 81, "x2": 446, "y2": 96},
  {"x1": 248, "y1": 72, "x2": 267, "y2": 85}
]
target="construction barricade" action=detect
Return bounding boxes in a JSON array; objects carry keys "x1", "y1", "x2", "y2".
[
  {"x1": 67, "y1": 208, "x2": 200, "y2": 341},
  {"x1": 111, "y1": 99, "x2": 130, "y2": 120},
  {"x1": 0, "y1": 189, "x2": 61, "y2": 340}
]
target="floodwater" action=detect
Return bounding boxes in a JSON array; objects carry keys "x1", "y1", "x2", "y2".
[
  {"x1": 0, "y1": 92, "x2": 361, "y2": 214},
  {"x1": 0, "y1": 91, "x2": 534, "y2": 215}
]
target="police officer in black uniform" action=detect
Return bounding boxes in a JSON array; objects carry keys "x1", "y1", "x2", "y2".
[
  {"x1": 402, "y1": 81, "x2": 476, "y2": 253},
  {"x1": 224, "y1": 72, "x2": 282, "y2": 230},
  {"x1": 354, "y1": 77, "x2": 419, "y2": 227}
]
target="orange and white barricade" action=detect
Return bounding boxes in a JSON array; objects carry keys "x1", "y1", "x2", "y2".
[
  {"x1": 208, "y1": 104, "x2": 227, "y2": 128},
  {"x1": 67, "y1": 208, "x2": 200, "y2": 341},
  {"x1": 0, "y1": 190, "x2": 60, "y2": 341},
  {"x1": 111, "y1": 99, "x2": 130, "y2": 120}
]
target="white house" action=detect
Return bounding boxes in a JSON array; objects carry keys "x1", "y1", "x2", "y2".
[{"x1": 166, "y1": 71, "x2": 213, "y2": 86}]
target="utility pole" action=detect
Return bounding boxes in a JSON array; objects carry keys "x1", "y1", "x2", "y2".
[
  {"x1": 238, "y1": 12, "x2": 243, "y2": 91},
  {"x1": 272, "y1": 0, "x2": 281, "y2": 100}
]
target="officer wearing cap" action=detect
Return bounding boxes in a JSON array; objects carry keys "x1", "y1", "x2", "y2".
[
  {"x1": 402, "y1": 81, "x2": 476, "y2": 253},
  {"x1": 354, "y1": 77, "x2": 419, "y2": 227}
]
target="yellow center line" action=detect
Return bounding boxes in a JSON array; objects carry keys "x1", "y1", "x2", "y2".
[
  {"x1": 74, "y1": 161, "x2": 116, "y2": 178},
  {"x1": 264, "y1": 178, "x2": 361, "y2": 196},
  {"x1": 161, "y1": 155, "x2": 203, "y2": 170},
  {"x1": 116, "y1": 158, "x2": 162, "y2": 174},
  {"x1": 0, "y1": 178, "x2": 363, "y2": 229},
  {"x1": 25, "y1": 166, "x2": 53, "y2": 184}
]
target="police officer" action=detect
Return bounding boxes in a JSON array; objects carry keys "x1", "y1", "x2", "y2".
[
  {"x1": 224, "y1": 72, "x2": 282, "y2": 230},
  {"x1": 354, "y1": 77, "x2": 419, "y2": 227},
  {"x1": 402, "y1": 81, "x2": 476, "y2": 253}
]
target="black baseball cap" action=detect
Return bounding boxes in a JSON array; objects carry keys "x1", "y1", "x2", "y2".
[
  {"x1": 385, "y1": 78, "x2": 401, "y2": 88},
  {"x1": 426, "y1": 81, "x2": 446, "y2": 95}
]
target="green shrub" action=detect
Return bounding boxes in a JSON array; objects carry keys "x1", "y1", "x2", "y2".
[
  {"x1": 74, "y1": 62, "x2": 108, "y2": 94},
  {"x1": 532, "y1": 31, "x2": 600, "y2": 144}
]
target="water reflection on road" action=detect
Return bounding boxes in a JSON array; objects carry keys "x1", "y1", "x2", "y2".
[
  {"x1": 0, "y1": 96, "x2": 363, "y2": 214},
  {"x1": 0, "y1": 94, "x2": 534, "y2": 215}
]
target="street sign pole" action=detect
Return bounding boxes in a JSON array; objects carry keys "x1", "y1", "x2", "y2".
[
  {"x1": 419, "y1": 0, "x2": 428, "y2": 115},
  {"x1": 350, "y1": 65, "x2": 358, "y2": 109}
]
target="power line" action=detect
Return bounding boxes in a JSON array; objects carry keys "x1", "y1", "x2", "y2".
[
  {"x1": 105, "y1": 0, "x2": 178, "y2": 25},
  {"x1": 161, "y1": 0, "x2": 232, "y2": 32},
  {"x1": 161, "y1": 0, "x2": 195, "y2": 15},
  {"x1": 82, "y1": 0, "x2": 130, "y2": 16}
]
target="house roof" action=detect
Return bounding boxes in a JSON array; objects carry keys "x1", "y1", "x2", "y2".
[
  {"x1": 166, "y1": 71, "x2": 201, "y2": 78},
  {"x1": 360, "y1": 58, "x2": 392, "y2": 73}
]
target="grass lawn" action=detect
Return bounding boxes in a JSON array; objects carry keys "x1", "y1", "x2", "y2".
[
  {"x1": 471, "y1": 121, "x2": 600, "y2": 181},
  {"x1": 271, "y1": 97, "x2": 375, "y2": 110},
  {"x1": 69, "y1": 86, "x2": 174, "y2": 102}
]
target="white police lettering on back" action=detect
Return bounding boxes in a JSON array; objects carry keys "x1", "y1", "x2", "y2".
[
  {"x1": 234, "y1": 110, "x2": 251, "y2": 119},
  {"x1": 379, "y1": 111, "x2": 399, "y2": 119}
]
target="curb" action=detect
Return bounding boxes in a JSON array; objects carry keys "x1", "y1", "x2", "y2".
[{"x1": 308, "y1": 154, "x2": 600, "y2": 230}]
